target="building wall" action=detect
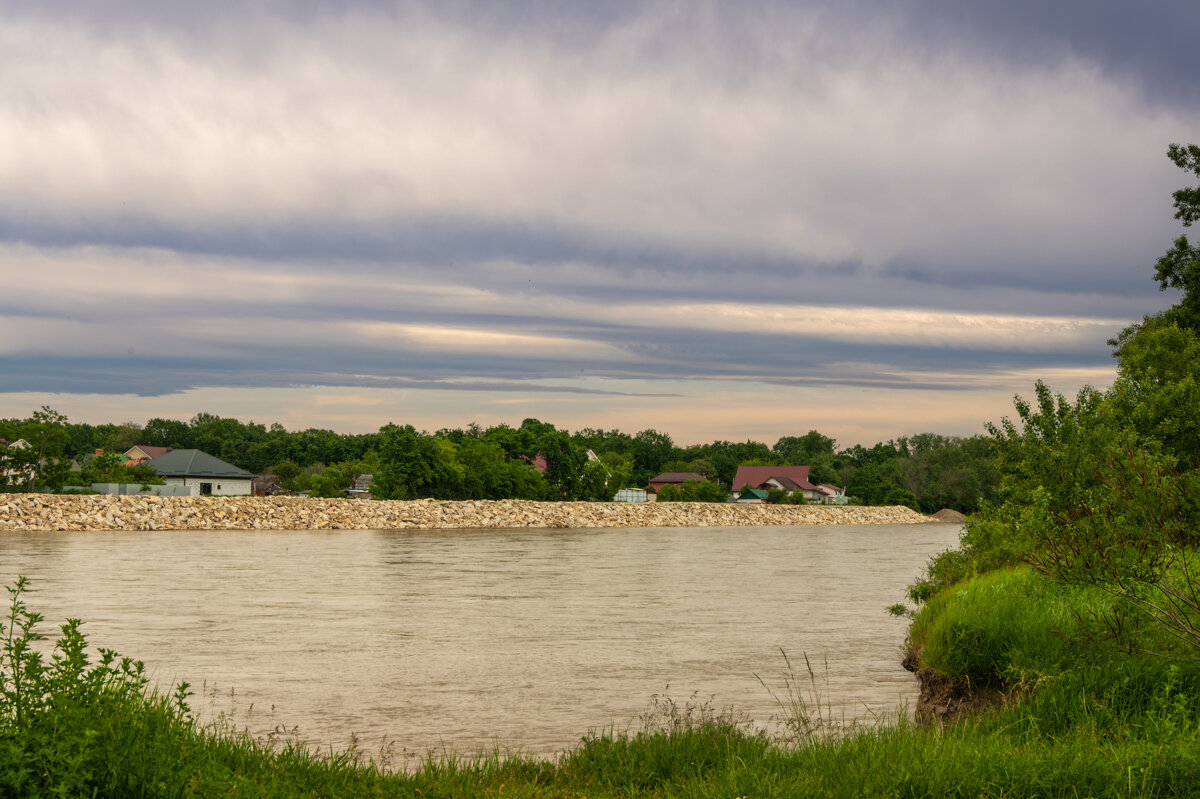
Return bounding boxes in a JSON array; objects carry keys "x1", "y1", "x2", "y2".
[
  {"x1": 91, "y1": 483, "x2": 195, "y2": 497},
  {"x1": 162, "y1": 476, "x2": 253, "y2": 496}
]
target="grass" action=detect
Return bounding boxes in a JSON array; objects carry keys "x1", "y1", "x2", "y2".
[{"x1": 5, "y1": 573, "x2": 1200, "y2": 797}]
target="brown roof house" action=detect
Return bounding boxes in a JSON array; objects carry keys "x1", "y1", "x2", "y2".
[
  {"x1": 124, "y1": 445, "x2": 173, "y2": 466},
  {"x1": 647, "y1": 471, "x2": 708, "y2": 500},
  {"x1": 648, "y1": 471, "x2": 708, "y2": 489},
  {"x1": 730, "y1": 465, "x2": 825, "y2": 503}
]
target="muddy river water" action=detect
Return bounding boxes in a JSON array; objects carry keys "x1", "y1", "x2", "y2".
[{"x1": 0, "y1": 523, "x2": 961, "y2": 761}]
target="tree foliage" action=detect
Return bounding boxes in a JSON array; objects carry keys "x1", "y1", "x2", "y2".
[{"x1": 927, "y1": 144, "x2": 1200, "y2": 657}]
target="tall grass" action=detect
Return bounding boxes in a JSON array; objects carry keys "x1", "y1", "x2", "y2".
[{"x1": 909, "y1": 566, "x2": 1114, "y2": 683}]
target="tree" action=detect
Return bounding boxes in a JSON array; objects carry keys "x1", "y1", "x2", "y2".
[
  {"x1": 9, "y1": 407, "x2": 74, "y2": 492},
  {"x1": 76, "y1": 451, "x2": 164, "y2": 486},
  {"x1": 454, "y1": 437, "x2": 548, "y2": 500},
  {"x1": 577, "y1": 452, "x2": 633, "y2": 502},
  {"x1": 101, "y1": 422, "x2": 143, "y2": 454},
  {"x1": 630, "y1": 429, "x2": 676, "y2": 487},
  {"x1": 1113, "y1": 143, "x2": 1200, "y2": 350},
  {"x1": 923, "y1": 144, "x2": 1200, "y2": 652},
  {"x1": 142, "y1": 417, "x2": 190, "y2": 449},
  {"x1": 373, "y1": 424, "x2": 461, "y2": 500},
  {"x1": 773, "y1": 431, "x2": 835, "y2": 463},
  {"x1": 524, "y1": 422, "x2": 588, "y2": 500},
  {"x1": 654, "y1": 484, "x2": 682, "y2": 502},
  {"x1": 1102, "y1": 320, "x2": 1200, "y2": 469}
]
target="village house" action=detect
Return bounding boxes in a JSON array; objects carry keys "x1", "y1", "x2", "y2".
[
  {"x1": 145, "y1": 449, "x2": 254, "y2": 496},
  {"x1": 730, "y1": 465, "x2": 829, "y2": 503},
  {"x1": 647, "y1": 472, "x2": 708, "y2": 491},
  {"x1": 123, "y1": 445, "x2": 173, "y2": 466}
]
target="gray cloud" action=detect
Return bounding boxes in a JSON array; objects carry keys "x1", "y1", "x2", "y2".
[{"x1": 0, "y1": 0, "x2": 1193, "y2": 431}]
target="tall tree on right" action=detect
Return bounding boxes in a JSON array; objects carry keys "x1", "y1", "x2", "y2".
[{"x1": 1113, "y1": 143, "x2": 1200, "y2": 351}]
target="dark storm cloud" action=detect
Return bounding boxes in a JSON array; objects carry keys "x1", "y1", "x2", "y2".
[{"x1": 891, "y1": 0, "x2": 1200, "y2": 107}]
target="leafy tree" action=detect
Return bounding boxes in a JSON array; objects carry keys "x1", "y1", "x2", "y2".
[
  {"x1": 774, "y1": 430, "x2": 835, "y2": 459},
  {"x1": 75, "y1": 451, "x2": 164, "y2": 486},
  {"x1": 142, "y1": 417, "x2": 190, "y2": 449},
  {"x1": 656, "y1": 479, "x2": 729, "y2": 503},
  {"x1": 522, "y1": 420, "x2": 588, "y2": 500},
  {"x1": 3, "y1": 407, "x2": 74, "y2": 492},
  {"x1": 654, "y1": 484, "x2": 682, "y2": 502},
  {"x1": 1022, "y1": 444, "x2": 1200, "y2": 654},
  {"x1": 268, "y1": 460, "x2": 304, "y2": 491},
  {"x1": 630, "y1": 429, "x2": 676, "y2": 487},
  {"x1": 373, "y1": 424, "x2": 460, "y2": 500},
  {"x1": 1113, "y1": 143, "x2": 1200, "y2": 348},
  {"x1": 101, "y1": 422, "x2": 143, "y2": 454},
  {"x1": 577, "y1": 452, "x2": 633, "y2": 502},
  {"x1": 454, "y1": 437, "x2": 548, "y2": 500},
  {"x1": 1103, "y1": 320, "x2": 1200, "y2": 469},
  {"x1": 921, "y1": 144, "x2": 1200, "y2": 656},
  {"x1": 682, "y1": 439, "x2": 773, "y2": 486},
  {"x1": 765, "y1": 487, "x2": 790, "y2": 505}
]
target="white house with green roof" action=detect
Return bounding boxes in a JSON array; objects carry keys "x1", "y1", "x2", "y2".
[{"x1": 145, "y1": 449, "x2": 254, "y2": 496}]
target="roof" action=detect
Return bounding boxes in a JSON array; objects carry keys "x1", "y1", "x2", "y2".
[
  {"x1": 146, "y1": 449, "x2": 254, "y2": 479},
  {"x1": 648, "y1": 472, "x2": 707, "y2": 484},
  {"x1": 764, "y1": 475, "x2": 801, "y2": 491},
  {"x1": 730, "y1": 465, "x2": 816, "y2": 493},
  {"x1": 125, "y1": 445, "x2": 173, "y2": 460},
  {"x1": 737, "y1": 488, "x2": 771, "y2": 500}
]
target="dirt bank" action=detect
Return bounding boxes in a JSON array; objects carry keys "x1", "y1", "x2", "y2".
[
  {"x1": 902, "y1": 648, "x2": 1018, "y2": 724},
  {"x1": 0, "y1": 495, "x2": 934, "y2": 532}
]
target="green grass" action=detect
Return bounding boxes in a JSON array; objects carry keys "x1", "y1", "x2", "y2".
[
  {"x1": 6, "y1": 573, "x2": 1200, "y2": 797},
  {"x1": 907, "y1": 566, "x2": 1103, "y2": 683}
]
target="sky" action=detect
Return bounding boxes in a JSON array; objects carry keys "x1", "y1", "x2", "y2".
[{"x1": 2, "y1": 1, "x2": 1197, "y2": 448}]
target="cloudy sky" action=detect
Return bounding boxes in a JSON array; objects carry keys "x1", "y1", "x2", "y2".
[{"x1": 2, "y1": 1, "x2": 1197, "y2": 446}]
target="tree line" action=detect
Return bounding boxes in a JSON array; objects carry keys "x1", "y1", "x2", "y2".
[{"x1": 1, "y1": 409, "x2": 999, "y2": 510}]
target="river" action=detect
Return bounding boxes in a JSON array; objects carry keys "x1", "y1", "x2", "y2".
[{"x1": 0, "y1": 523, "x2": 961, "y2": 762}]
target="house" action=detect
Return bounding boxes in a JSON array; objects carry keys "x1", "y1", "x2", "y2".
[
  {"x1": 523, "y1": 449, "x2": 600, "y2": 475},
  {"x1": 647, "y1": 472, "x2": 708, "y2": 492},
  {"x1": 123, "y1": 445, "x2": 173, "y2": 466},
  {"x1": 251, "y1": 473, "x2": 289, "y2": 496},
  {"x1": 613, "y1": 487, "x2": 648, "y2": 503},
  {"x1": 348, "y1": 474, "x2": 374, "y2": 497},
  {"x1": 730, "y1": 465, "x2": 826, "y2": 503},
  {"x1": 816, "y1": 483, "x2": 849, "y2": 504},
  {"x1": 734, "y1": 487, "x2": 771, "y2": 504},
  {"x1": 0, "y1": 438, "x2": 32, "y2": 484},
  {"x1": 145, "y1": 449, "x2": 254, "y2": 496}
]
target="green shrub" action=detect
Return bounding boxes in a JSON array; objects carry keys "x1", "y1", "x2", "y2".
[
  {"x1": 908, "y1": 567, "x2": 1109, "y2": 682},
  {"x1": 0, "y1": 576, "x2": 197, "y2": 795}
]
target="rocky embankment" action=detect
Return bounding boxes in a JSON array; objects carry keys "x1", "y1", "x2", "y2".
[{"x1": 0, "y1": 495, "x2": 933, "y2": 532}]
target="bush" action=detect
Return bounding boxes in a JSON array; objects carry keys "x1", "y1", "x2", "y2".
[
  {"x1": 0, "y1": 577, "x2": 196, "y2": 796},
  {"x1": 908, "y1": 567, "x2": 1108, "y2": 682}
]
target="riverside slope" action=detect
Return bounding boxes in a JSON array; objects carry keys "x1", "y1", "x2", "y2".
[{"x1": 0, "y1": 495, "x2": 931, "y2": 531}]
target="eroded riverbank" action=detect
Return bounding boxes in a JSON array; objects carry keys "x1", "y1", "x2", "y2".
[{"x1": 0, "y1": 494, "x2": 931, "y2": 531}]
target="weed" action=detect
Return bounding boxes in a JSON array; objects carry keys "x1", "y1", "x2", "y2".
[{"x1": 756, "y1": 650, "x2": 865, "y2": 747}]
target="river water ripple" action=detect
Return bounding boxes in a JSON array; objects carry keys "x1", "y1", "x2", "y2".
[{"x1": 0, "y1": 523, "x2": 961, "y2": 759}]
